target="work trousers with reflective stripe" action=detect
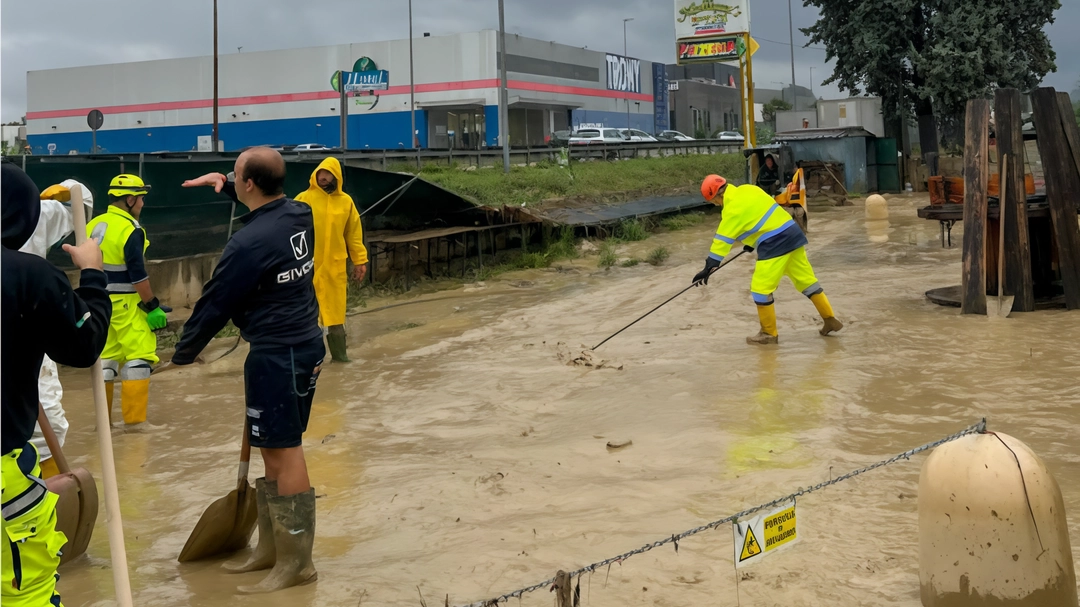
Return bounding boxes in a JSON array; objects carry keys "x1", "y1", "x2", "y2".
[
  {"x1": 102, "y1": 292, "x2": 159, "y2": 365},
  {"x1": 2, "y1": 446, "x2": 65, "y2": 607},
  {"x1": 749, "y1": 246, "x2": 823, "y2": 305}
]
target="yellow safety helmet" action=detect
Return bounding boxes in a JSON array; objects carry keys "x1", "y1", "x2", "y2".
[{"x1": 108, "y1": 174, "x2": 152, "y2": 198}]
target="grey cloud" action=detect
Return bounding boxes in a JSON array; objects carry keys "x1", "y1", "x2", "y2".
[{"x1": 2, "y1": 0, "x2": 1075, "y2": 122}]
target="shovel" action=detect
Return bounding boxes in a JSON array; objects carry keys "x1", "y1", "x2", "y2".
[
  {"x1": 37, "y1": 404, "x2": 99, "y2": 565},
  {"x1": 987, "y1": 155, "x2": 1015, "y2": 319},
  {"x1": 177, "y1": 421, "x2": 258, "y2": 562}
]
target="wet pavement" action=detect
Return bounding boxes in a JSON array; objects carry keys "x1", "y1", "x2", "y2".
[{"x1": 55, "y1": 194, "x2": 1080, "y2": 606}]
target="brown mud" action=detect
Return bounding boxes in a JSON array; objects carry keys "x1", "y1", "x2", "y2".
[{"x1": 55, "y1": 193, "x2": 1080, "y2": 606}]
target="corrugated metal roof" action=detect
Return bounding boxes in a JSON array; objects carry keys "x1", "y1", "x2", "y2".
[{"x1": 774, "y1": 127, "x2": 876, "y2": 141}]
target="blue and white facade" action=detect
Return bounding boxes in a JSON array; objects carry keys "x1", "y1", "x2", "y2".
[{"x1": 26, "y1": 31, "x2": 663, "y2": 154}]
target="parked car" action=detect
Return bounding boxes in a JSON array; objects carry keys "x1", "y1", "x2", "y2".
[
  {"x1": 619, "y1": 129, "x2": 658, "y2": 142},
  {"x1": 568, "y1": 128, "x2": 627, "y2": 145},
  {"x1": 657, "y1": 130, "x2": 695, "y2": 141},
  {"x1": 292, "y1": 143, "x2": 330, "y2": 151},
  {"x1": 550, "y1": 130, "x2": 573, "y2": 147},
  {"x1": 716, "y1": 131, "x2": 745, "y2": 143}
]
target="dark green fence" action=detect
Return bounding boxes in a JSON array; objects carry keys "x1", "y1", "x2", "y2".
[{"x1": 21, "y1": 154, "x2": 483, "y2": 266}]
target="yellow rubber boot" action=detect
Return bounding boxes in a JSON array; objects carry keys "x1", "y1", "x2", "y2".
[
  {"x1": 105, "y1": 380, "x2": 115, "y2": 424},
  {"x1": 120, "y1": 378, "x2": 149, "y2": 426},
  {"x1": 810, "y1": 293, "x2": 843, "y2": 336},
  {"x1": 747, "y1": 304, "x2": 779, "y2": 345}
]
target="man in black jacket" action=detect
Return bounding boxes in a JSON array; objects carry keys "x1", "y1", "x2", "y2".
[
  {"x1": 176, "y1": 147, "x2": 323, "y2": 593},
  {"x1": 1, "y1": 160, "x2": 112, "y2": 606}
]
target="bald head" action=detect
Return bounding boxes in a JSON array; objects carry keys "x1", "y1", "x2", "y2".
[{"x1": 236, "y1": 146, "x2": 286, "y2": 198}]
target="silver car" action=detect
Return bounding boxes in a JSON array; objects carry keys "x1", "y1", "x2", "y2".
[
  {"x1": 569, "y1": 128, "x2": 627, "y2": 145},
  {"x1": 619, "y1": 129, "x2": 658, "y2": 142},
  {"x1": 657, "y1": 130, "x2": 695, "y2": 141}
]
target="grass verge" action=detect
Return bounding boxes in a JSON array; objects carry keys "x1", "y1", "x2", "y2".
[{"x1": 388, "y1": 152, "x2": 745, "y2": 209}]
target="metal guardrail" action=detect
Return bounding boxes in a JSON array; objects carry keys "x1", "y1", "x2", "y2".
[{"x1": 10, "y1": 139, "x2": 745, "y2": 171}]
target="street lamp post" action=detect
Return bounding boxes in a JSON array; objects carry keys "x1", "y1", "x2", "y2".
[
  {"x1": 623, "y1": 17, "x2": 634, "y2": 131},
  {"x1": 787, "y1": 0, "x2": 797, "y2": 110},
  {"x1": 809, "y1": 66, "x2": 815, "y2": 98},
  {"x1": 498, "y1": 0, "x2": 510, "y2": 173},
  {"x1": 408, "y1": 0, "x2": 416, "y2": 148},
  {"x1": 212, "y1": 0, "x2": 219, "y2": 151}
]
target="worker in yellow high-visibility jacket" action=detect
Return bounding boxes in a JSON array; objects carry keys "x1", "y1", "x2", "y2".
[
  {"x1": 692, "y1": 174, "x2": 842, "y2": 345},
  {"x1": 86, "y1": 174, "x2": 170, "y2": 430}
]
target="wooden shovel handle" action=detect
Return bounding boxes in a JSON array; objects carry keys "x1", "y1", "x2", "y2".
[
  {"x1": 37, "y1": 403, "x2": 71, "y2": 474},
  {"x1": 236, "y1": 419, "x2": 251, "y2": 491}
]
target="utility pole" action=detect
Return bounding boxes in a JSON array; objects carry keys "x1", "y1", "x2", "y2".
[
  {"x1": 623, "y1": 18, "x2": 634, "y2": 131},
  {"x1": 409, "y1": 0, "x2": 416, "y2": 148},
  {"x1": 212, "y1": 0, "x2": 219, "y2": 151},
  {"x1": 787, "y1": 0, "x2": 797, "y2": 111},
  {"x1": 498, "y1": 0, "x2": 510, "y2": 173},
  {"x1": 810, "y1": 66, "x2": 815, "y2": 98}
]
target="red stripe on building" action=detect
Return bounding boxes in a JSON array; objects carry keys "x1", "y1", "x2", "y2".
[{"x1": 27, "y1": 78, "x2": 653, "y2": 120}]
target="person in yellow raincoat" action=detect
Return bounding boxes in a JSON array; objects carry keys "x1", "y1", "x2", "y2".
[
  {"x1": 692, "y1": 174, "x2": 842, "y2": 345},
  {"x1": 294, "y1": 158, "x2": 368, "y2": 362}
]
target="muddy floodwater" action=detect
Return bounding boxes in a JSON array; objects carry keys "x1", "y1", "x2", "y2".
[{"x1": 55, "y1": 194, "x2": 1080, "y2": 606}]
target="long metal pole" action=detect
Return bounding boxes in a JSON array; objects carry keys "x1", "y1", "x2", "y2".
[
  {"x1": 498, "y1": 0, "x2": 510, "y2": 173},
  {"x1": 623, "y1": 18, "x2": 631, "y2": 130},
  {"x1": 409, "y1": 0, "x2": 416, "y2": 148},
  {"x1": 787, "y1": 0, "x2": 796, "y2": 111},
  {"x1": 212, "y1": 0, "x2": 219, "y2": 150}
]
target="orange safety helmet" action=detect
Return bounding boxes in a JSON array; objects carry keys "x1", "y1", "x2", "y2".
[{"x1": 701, "y1": 174, "x2": 727, "y2": 202}]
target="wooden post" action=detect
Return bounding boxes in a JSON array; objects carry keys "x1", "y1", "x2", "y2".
[
  {"x1": 994, "y1": 89, "x2": 1035, "y2": 312},
  {"x1": 1031, "y1": 88, "x2": 1080, "y2": 309},
  {"x1": 553, "y1": 570, "x2": 573, "y2": 607},
  {"x1": 961, "y1": 99, "x2": 990, "y2": 315},
  {"x1": 1056, "y1": 92, "x2": 1080, "y2": 179}
]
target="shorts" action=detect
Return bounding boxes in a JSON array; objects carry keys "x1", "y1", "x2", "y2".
[{"x1": 244, "y1": 337, "x2": 325, "y2": 449}]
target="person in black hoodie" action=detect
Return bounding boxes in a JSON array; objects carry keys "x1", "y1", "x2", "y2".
[
  {"x1": 176, "y1": 147, "x2": 323, "y2": 593},
  {"x1": 1, "y1": 160, "x2": 111, "y2": 606}
]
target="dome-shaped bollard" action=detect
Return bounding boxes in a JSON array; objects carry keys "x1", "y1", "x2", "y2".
[
  {"x1": 865, "y1": 194, "x2": 889, "y2": 220},
  {"x1": 919, "y1": 432, "x2": 1078, "y2": 606}
]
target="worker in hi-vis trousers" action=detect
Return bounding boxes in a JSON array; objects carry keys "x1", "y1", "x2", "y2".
[
  {"x1": 3, "y1": 160, "x2": 112, "y2": 607},
  {"x1": 86, "y1": 174, "x2": 170, "y2": 430},
  {"x1": 692, "y1": 175, "x2": 842, "y2": 345}
]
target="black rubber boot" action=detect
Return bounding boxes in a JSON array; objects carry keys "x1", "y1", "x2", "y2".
[
  {"x1": 326, "y1": 325, "x2": 350, "y2": 363},
  {"x1": 222, "y1": 478, "x2": 276, "y2": 573},
  {"x1": 237, "y1": 488, "x2": 318, "y2": 594}
]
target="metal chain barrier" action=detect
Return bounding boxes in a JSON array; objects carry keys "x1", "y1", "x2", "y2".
[{"x1": 457, "y1": 419, "x2": 987, "y2": 607}]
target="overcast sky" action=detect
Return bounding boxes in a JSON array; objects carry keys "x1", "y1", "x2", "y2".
[{"x1": 1, "y1": 0, "x2": 1077, "y2": 122}]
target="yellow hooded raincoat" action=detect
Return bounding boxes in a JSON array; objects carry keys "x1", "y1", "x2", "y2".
[{"x1": 295, "y1": 158, "x2": 368, "y2": 326}]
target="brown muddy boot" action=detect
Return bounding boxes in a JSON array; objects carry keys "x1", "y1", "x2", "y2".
[
  {"x1": 746, "y1": 331, "x2": 779, "y2": 345},
  {"x1": 223, "y1": 478, "x2": 277, "y2": 573},
  {"x1": 819, "y1": 316, "x2": 844, "y2": 336},
  {"x1": 237, "y1": 488, "x2": 318, "y2": 594}
]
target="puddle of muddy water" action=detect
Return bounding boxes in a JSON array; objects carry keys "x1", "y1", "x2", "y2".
[{"x1": 53, "y1": 194, "x2": 1080, "y2": 606}]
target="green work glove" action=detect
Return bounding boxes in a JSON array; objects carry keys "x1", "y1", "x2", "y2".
[
  {"x1": 145, "y1": 307, "x2": 168, "y2": 331},
  {"x1": 139, "y1": 297, "x2": 169, "y2": 331}
]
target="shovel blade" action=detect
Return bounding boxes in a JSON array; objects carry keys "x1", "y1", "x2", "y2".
[
  {"x1": 987, "y1": 296, "x2": 1015, "y2": 319},
  {"x1": 177, "y1": 480, "x2": 257, "y2": 563},
  {"x1": 47, "y1": 468, "x2": 99, "y2": 566}
]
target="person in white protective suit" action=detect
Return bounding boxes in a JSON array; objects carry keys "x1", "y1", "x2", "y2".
[{"x1": 19, "y1": 179, "x2": 95, "y2": 479}]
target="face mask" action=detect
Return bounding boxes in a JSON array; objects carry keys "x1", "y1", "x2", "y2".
[{"x1": 321, "y1": 177, "x2": 337, "y2": 193}]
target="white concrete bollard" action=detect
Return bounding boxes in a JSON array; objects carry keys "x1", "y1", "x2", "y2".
[
  {"x1": 865, "y1": 194, "x2": 889, "y2": 220},
  {"x1": 919, "y1": 432, "x2": 1078, "y2": 606}
]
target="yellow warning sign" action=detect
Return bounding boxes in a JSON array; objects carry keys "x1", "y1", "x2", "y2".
[
  {"x1": 733, "y1": 499, "x2": 798, "y2": 568},
  {"x1": 763, "y1": 504, "x2": 797, "y2": 551},
  {"x1": 739, "y1": 526, "x2": 761, "y2": 561}
]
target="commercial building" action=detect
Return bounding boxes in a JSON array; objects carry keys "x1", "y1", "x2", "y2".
[
  {"x1": 25, "y1": 31, "x2": 663, "y2": 154},
  {"x1": 665, "y1": 63, "x2": 742, "y2": 137}
]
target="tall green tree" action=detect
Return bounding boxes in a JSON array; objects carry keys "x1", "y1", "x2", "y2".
[{"x1": 802, "y1": 0, "x2": 1059, "y2": 156}]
